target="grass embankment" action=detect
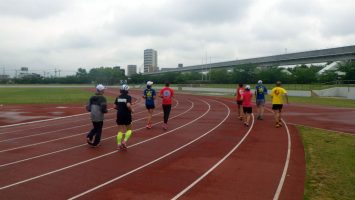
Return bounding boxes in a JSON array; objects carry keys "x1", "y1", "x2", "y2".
[
  {"x1": 300, "y1": 126, "x2": 355, "y2": 200},
  {"x1": 0, "y1": 88, "x2": 113, "y2": 104}
]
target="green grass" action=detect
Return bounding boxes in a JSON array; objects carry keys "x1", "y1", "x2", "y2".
[
  {"x1": 300, "y1": 126, "x2": 355, "y2": 200},
  {"x1": 287, "y1": 96, "x2": 355, "y2": 108},
  {"x1": 0, "y1": 88, "x2": 113, "y2": 104}
]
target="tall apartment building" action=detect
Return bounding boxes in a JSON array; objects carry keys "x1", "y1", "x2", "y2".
[
  {"x1": 144, "y1": 49, "x2": 158, "y2": 72},
  {"x1": 127, "y1": 65, "x2": 137, "y2": 76}
]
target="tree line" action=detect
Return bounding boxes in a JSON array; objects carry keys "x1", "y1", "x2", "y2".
[{"x1": 1, "y1": 61, "x2": 354, "y2": 85}]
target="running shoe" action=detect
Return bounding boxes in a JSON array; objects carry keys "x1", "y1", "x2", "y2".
[
  {"x1": 121, "y1": 141, "x2": 127, "y2": 150},
  {"x1": 163, "y1": 123, "x2": 168, "y2": 130},
  {"x1": 146, "y1": 124, "x2": 152, "y2": 129},
  {"x1": 244, "y1": 122, "x2": 249, "y2": 127}
]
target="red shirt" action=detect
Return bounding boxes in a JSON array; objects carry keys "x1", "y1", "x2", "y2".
[
  {"x1": 159, "y1": 87, "x2": 174, "y2": 105},
  {"x1": 236, "y1": 87, "x2": 244, "y2": 101},
  {"x1": 242, "y1": 90, "x2": 252, "y2": 107}
]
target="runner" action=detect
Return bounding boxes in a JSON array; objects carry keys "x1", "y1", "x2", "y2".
[
  {"x1": 115, "y1": 84, "x2": 133, "y2": 150},
  {"x1": 143, "y1": 81, "x2": 156, "y2": 129},
  {"x1": 255, "y1": 80, "x2": 268, "y2": 120},
  {"x1": 270, "y1": 81, "x2": 289, "y2": 128},
  {"x1": 159, "y1": 82, "x2": 174, "y2": 130},
  {"x1": 235, "y1": 83, "x2": 244, "y2": 120},
  {"x1": 241, "y1": 85, "x2": 253, "y2": 127},
  {"x1": 86, "y1": 84, "x2": 108, "y2": 147}
]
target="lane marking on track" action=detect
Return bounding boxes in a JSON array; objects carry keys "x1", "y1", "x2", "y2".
[
  {"x1": 0, "y1": 100, "x2": 186, "y2": 167},
  {"x1": 0, "y1": 99, "x2": 206, "y2": 190},
  {"x1": 68, "y1": 99, "x2": 227, "y2": 200},
  {"x1": 263, "y1": 107, "x2": 291, "y2": 200},
  {"x1": 171, "y1": 113, "x2": 254, "y2": 200},
  {"x1": 0, "y1": 95, "x2": 145, "y2": 134},
  {"x1": 0, "y1": 107, "x2": 148, "y2": 143},
  {"x1": 273, "y1": 119, "x2": 291, "y2": 200},
  {"x1": 0, "y1": 99, "x2": 178, "y2": 153}
]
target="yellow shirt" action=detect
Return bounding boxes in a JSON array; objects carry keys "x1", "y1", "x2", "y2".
[{"x1": 271, "y1": 87, "x2": 287, "y2": 104}]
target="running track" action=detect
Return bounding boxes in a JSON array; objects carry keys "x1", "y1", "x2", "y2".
[{"x1": 2, "y1": 89, "x2": 353, "y2": 199}]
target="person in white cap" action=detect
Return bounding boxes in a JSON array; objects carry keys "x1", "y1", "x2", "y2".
[
  {"x1": 241, "y1": 85, "x2": 253, "y2": 126},
  {"x1": 143, "y1": 81, "x2": 156, "y2": 129},
  {"x1": 255, "y1": 80, "x2": 268, "y2": 120},
  {"x1": 115, "y1": 84, "x2": 133, "y2": 150},
  {"x1": 86, "y1": 84, "x2": 108, "y2": 147}
]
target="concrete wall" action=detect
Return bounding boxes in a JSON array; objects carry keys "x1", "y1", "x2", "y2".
[{"x1": 313, "y1": 87, "x2": 355, "y2": 99}]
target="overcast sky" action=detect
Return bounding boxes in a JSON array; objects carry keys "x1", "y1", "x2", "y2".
[{"x1": 1, "y1": 0, "x2": 354, "y2": 76}]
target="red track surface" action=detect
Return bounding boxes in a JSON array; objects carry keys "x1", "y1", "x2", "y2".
[{"x1": 1, "y1": 89, "x2": 352, "y2": 199}]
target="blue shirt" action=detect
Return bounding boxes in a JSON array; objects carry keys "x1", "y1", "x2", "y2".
[
  {"x1": 255, "y1": 85, "x2": 267, "y2": 100},
  {"x1": 143, "y1": 88, "x2": 156, "y2": 106}
]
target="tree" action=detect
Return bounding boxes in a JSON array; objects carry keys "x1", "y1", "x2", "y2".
[{"x1": 338, "y1": 61, "x2": 355, "y2": 81}]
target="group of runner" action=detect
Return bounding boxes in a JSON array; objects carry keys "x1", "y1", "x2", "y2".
[
  {"x1": 235, "y1": 80, "x2": 289, "y2": 128},
  {"x1": 85, "y1": 81, "x2": 174, "y2": 150},
  {"x1": 85, "y1": 80, "x2": 288, "y2": 150}
]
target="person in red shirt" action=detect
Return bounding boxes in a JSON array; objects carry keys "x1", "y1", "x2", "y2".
[
  {"x1": 241, "y1": 85, "x2": 253, "y2": 127},
  {"x1": 235, "y1": 83, "x2": 244, "y2": 120},
  {"x1": 159, "y1": 82, "x2": 174, "y2": 130}
]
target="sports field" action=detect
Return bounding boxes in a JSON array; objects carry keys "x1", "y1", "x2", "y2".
[{"x1": 0, "y1": 86, "x2": 354, "y2": 199}]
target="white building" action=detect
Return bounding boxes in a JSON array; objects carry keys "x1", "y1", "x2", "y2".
[
  {"x1": 144, "y1": 49, "x2": 158, "y2": 72},
  {"x1": 127, "y1": 65, "x2": 137, "y2": 76}
]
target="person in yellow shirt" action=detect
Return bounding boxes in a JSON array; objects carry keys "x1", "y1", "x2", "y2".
[{"x1": 270, "y1": 81, "x2": 289, "y2": 128}]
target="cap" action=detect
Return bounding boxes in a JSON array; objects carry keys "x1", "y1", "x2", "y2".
[
  {"x1": 245, "y1": 85, "x2": 251, "y2": 90},
  {"x1": 96, "y1": 84, "x2": 105, "y2": 91},
  {"x1": 258, "y1": 80, "x2": 263, "y2": 84},
  {"x1": 147, "y1": 81, "x2": 153, "y2": 86},
  {"x1": 121, "y1": 84, "x2": 129, "y2": 91}
]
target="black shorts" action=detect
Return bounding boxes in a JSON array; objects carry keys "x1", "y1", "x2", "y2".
[
  {"x1": 272, "y1": 104, "x2": 283, "y2": 111},
  {"x1": 116, "y1": 114, "x2": 132, "y2": 125},
  {"x1": 237, "y1": 100, "x2": 243, "y2": 105},
  {"x1": 243, "y1": 107, "x2": 252, "y2": 113},
  {"x1": 146, "y1": 104, "x2": 155, "y2": 110}
]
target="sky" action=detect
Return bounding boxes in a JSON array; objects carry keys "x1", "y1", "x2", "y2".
[{"x1": 1, "y1": 0, "x2": 355, "y2": 76}]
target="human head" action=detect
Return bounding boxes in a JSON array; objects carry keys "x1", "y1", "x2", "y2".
[
  {"x1": 245, "y1": 85, "x2": 251, "y2": 91},
  {"x1": 120, "y1": 84, "x2": 129, "y2": 94},
  {"x1": 276, "y1": 81, "x2": 282, "y2": 87},
  {"x1": 257, "y1": 80, "x2": 263, "y2": 84},
  {"x1": 147, "y1": 81, "x2": 153, "y2": 89},
  {"x1": 165, "y1": 82, "x2": 170, "y2": 87},
  {"x1": 96, "y1": 84, "x2": 105, "y2": 93},
  {"x1": 238, "y1": 83, "x2": 243, "y2": 87}
]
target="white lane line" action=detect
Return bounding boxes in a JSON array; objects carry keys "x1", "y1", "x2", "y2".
[
  {"x1": 287, "y1": 122, "x2": 354, "y2": 136},
  {"x1": 0, "y1": 108, "x2": 147, "y2": 143},
  {"x1": 0, "y1": 100, "x2": 186, "y2": 167},
  {"x1": 0, "y1": 100, "x2": 178, "y2": 153},
  {"x1": 171, "y1": 114, "x2": 254, "y2": 200},
  {"x1": 68, "y1": 99, "x2": 227, "y2": 200},
  {"x1": 273, "y1": 119, "x2": 291, "y2": 200},
  {"x1": 0, "y1": 99, "x2": 206, "y2": 190},
  {"x1": 0, "y1": 93, "x2": 144, "y2": 131}
]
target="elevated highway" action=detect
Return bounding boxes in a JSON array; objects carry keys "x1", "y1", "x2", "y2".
[{"x1": 144, "y1": 45, "x2": 355, "y2": 75}]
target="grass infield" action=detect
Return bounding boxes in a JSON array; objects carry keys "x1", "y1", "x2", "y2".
[
  {"x1": 300, "y1": 126, "x2": 355, "y2": 200},
  {"x1": 0, "y1": 88, "x2": 113, "y2": 105}
]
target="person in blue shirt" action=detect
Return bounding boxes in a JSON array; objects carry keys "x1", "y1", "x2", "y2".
[
  {"x1": 255, "y1": 80, "x2": 268, "y2": 120},
  {"x1": 143, "y1": 81, "x2": 156, "y2": 129}
]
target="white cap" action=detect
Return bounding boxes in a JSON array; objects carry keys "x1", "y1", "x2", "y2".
[
  {"x1": 96, "y1": 84, "x2": 105, "y2": 91},
  {"x1": 121, "y1": 84, "x2": 129, "y2": 91},
  {"x1": 258, "y1": 80, "x2": 263, "y2": 84},
  {"x1": 245, "y1": 85, "x2": 251, "y2": 90},
  {"x1": 147, "y1": 81, "x2": 153, "y2": 86}
]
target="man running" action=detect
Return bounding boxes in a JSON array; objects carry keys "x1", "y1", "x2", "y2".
[
  {"x1": 86, "y1": 84, "x2": 108, "y2": 147},
  {"x1": 115, "y1": 84, "x2": 133, "y2": 150},
  {"x1": 255, "y1": 80, "x2": 268, "y2": 120},
  {"x1": 241, "y1": 85, "x2": 253, "y2": 127},
  {"x1": 235, "y1": 83, "x2": 244, "y2": 120},
  {"x1": 270, "y1": 81, "x2": 289, "y2": 128},
  {"x1": 159, "y1": 82, "x2": 174, "y2": 130},
  {"x1": 143, "y1": 81, "x2": 156, "y2": 129}
]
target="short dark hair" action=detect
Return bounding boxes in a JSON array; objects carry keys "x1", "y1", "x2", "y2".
[
  {"x1": 165, "y1": 82, "x2": 170, "y2": 87},
  {"x1": 238, "y1": 83, "x2": 243, "y2": 87},
  {"x1": 276, "y1": 81, "x2": 282, "y2": 86}
]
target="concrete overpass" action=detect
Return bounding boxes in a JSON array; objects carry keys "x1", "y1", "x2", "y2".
[{"x1": 144, "y1": 45, "x2": 355, "y2": 75}]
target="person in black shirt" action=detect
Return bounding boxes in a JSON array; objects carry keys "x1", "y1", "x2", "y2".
[
  {"x1": 86, "y1": 84, "x2": 108, "y2": 147},
  {"x1": 115, "y1": 84, "x2": 133, "y2": 150}
]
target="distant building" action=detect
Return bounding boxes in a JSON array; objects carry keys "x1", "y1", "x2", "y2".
[
  {"x1": 178, "y1": 63, "x2": 183, "y2": 68},
  {"x1": 127, "y1": 65, "x2": 137, "y2": 76},
  {"x1": 114, "y1": 66, "x2": 125, "y2": 75},
  {"x1": 144, "y1": 49, "x2": 158, "y2": 72}
]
